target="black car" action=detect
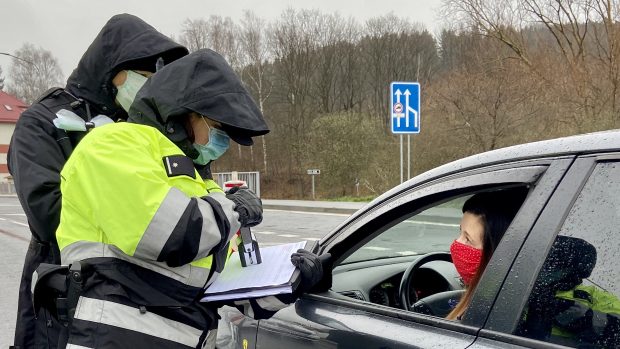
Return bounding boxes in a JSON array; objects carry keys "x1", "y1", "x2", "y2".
[{"x1": 217, "y1": 130, "x2": 620, "y2": 349}]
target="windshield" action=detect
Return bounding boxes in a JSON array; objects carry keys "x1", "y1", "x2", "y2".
[{"x1": 341, "y1": 196, "x2": 468, "y2": 264}]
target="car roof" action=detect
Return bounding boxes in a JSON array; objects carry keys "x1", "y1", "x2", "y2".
[{"x1": 354, "y1": 129, "x2": 620, "y2": 220}]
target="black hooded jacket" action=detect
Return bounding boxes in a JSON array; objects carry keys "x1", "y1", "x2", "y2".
[
  {"x1": 7, "y1": 14, "x2": 187, "y2": 349},
  {"x1": 127, "y1": 48, "x2": 269, "y2": 159},
  {"x1": 9, "y1": 13, "x2": 188, "y2": 244}
]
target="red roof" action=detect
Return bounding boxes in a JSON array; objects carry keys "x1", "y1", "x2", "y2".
[{"x1": 0, "y1": 91, "x2": 27, "y2": 124}]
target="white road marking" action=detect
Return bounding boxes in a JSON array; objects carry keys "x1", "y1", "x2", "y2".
[
  {"x1": 362, "y1": 246, "x2": 390, "y2": 251},
  {"x1": 0, "y1": 217, "x2": 5, "y2": 220},
  {"x1": 405, "y1": 220, "x2": 459, "y2": 228},
  {"x1": 8, "y1": 220, "x2": 28, "y2": 227},
  {"x1": 305, "y1": 237, "x2": 320, "y2": 241},
  {"x1": 396, "y1": 251, "x2": 418, "y2": 256},
  {"x1": 254, "y1": 231, "x2": 276, "y2": 235},
  {"x1": 277, "y1": 234, "x2": 299, "y2": 238},
  {"x1": 264, "y1": 209, "x2": 350, "y2": 217},
  {"x1": 0, "y1": 213, "x2": 26, "y2": 216}
]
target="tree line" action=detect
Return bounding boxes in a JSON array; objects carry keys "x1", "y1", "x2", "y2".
[{"x1": 3, "y1": 2, "x2": 620, "y2": 199}]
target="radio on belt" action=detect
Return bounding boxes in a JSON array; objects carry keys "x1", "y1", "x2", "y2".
[{"x1": 238, "y1": 226, "x2": 262, "y2": 267}]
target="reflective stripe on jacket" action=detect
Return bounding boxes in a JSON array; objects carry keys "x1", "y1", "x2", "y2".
[{"x1": 56, "y1": 122, "x2": 241, "y2": 288}]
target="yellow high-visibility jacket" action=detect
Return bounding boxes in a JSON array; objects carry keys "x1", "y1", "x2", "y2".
[{"x1": 56, "y1": 122, "x2": 240, "y2": 288}]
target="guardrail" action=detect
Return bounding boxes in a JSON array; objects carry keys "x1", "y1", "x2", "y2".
[
  {"x1": 0, "y1": 182, "x2": 15, "y2": 194},
  {"x1": 212, "y1": 171, "x2": 260, "y2": 197}
]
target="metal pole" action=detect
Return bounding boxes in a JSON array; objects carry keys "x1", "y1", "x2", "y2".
[
  {"x1": 311, "y1": 175, "x2": 315, "y2": 199},
  {"x1": 407, "y1": 134, "x2": 411, "y2": 180},
  {"x1": 0, "y1": 52, "x2": 41, "y2": 73},
  {"x1": 400, "y1": 134, "x2": 403, "y2": 184}
]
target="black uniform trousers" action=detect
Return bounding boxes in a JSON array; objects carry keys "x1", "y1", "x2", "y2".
[{"x1": 12, "y1": 238, "x2": 62, "y2": 349}]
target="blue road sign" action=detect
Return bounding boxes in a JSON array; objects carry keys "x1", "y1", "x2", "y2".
[{"x1": 390, "y1": 82, "x2": 420, "y2": 134}]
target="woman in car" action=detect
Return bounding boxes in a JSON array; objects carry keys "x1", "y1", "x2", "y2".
[{"x1": 447, "y1": 189, "x2": 526, "y2": 320}]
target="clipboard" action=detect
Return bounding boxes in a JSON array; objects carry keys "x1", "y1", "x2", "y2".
[{"x1": 201, "y1": 240, "x2": 314, "y2": 302}]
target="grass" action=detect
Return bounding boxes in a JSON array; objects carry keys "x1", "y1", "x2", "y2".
[{"x1": 326, "y1": 195, "x2": 376, "y2": 202}]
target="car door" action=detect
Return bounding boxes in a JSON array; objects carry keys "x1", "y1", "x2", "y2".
[
  {"x1": 470, "y1": 153, "x2": 620, "y2": 348},
  {"x1": 254, "y1": 158, "x2": 573, "y2": 349}
]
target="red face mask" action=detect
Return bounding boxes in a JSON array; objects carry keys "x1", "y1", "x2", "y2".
[{"x1": 450, "y1": 240, "x2": 482, "y2": 285}]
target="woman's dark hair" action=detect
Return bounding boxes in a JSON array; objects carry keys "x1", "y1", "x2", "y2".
[
  {"x1": 462, "y1": 190, "x2": 525, "y2": 269},
  {"x1": 447, "y1": 187, "x2": 528, "y2": 320}
]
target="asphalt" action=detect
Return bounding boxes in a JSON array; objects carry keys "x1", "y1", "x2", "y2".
[{"x1": 263, "y1": 199, "x2": 462, "y2": 225}]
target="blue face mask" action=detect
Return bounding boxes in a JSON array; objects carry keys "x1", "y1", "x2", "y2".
[
  {"x1": 115, "y1": 70, "x2": 148, "y2": 112},
  {"x1": 193, "y1": 119, "x2": 230, "y2": 165}
]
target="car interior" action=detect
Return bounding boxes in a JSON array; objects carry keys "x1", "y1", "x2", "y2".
[{"x1": 329, "y1": 185, "x2": 530, "y2": 318}]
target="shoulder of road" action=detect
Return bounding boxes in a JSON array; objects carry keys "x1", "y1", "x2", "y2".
[{"x1": 262, "y1": 199, "x2": 366, "y2": 215}]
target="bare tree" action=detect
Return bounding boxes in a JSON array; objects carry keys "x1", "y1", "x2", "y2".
[
  {"x1": 441, "y1": 0, "x2": 620, "y2": 131},
  {"x1": 435, "y1": 32, "x2": 544, "y2": 152},
  {"x1": 334, "y1": 23, "x2": 364, "y2": 112},
  {"x1": 269, "y1": 8, "x2": 322, "y2": 194},
  {"x1": 361, "y1": 13, "x2": 439, "y2": 122},
  {"x1": 181, "y1": 7, "x2": 620, "y2": 199},
  {"x1": 7, "y1": 43, "x2": 63, "y2": 104},
  {"x1": 179, "y1": 16, "x2": 240, "y2": 68},
  {"x1": 310, "y1": 13, "x2": 359, "y2": 114},
  {"x1": 238, "y1": 10, "x2": 273, "y2": 173}
]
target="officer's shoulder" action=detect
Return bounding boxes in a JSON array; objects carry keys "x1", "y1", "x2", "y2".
[
  {"x1": 37, "y1": 88, "x2": 80, "y2": 115},
  {"x1": 88, "y1": 122, "x2": 162, "y2": 143},
  {"x1": 17, "y1": 88, "x2": 79, "y2": 124}
]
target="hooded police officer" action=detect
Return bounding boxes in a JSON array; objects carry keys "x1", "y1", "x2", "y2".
[
  {"x1": 48, "y1": 49, "x2": 325, "y2": 349},
  {"x1": 7, "y1": 14, "x2": 188, "y2": 349}
]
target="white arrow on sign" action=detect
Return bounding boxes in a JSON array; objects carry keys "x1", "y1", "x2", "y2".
[
  {"x1": 403, "y1": 89, "x2": 418, "y2": 128},
  {"x1": 403, "y1": 89, "x2": 411, "y2": 128}
]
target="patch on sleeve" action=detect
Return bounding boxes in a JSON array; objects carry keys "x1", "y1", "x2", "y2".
[{"x1": 162, "y1": 155, "x2": 196, "y2": 179}]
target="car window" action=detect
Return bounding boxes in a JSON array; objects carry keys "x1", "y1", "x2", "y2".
[
  {"x1": 341, "y1": 196, "x2": 467, "y2": 264},
  {"x1": 515, "y1": 161, "x2": 620, "y2": 348}
]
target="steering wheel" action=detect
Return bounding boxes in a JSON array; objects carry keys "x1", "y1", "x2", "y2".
[{"x1": 398, "y1": 252, "x2": 453, "y2": 311}]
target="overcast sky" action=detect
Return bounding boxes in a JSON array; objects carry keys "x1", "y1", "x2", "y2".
[{"x1": 0, "y1": 0, "x2": 444, "y2": 82}]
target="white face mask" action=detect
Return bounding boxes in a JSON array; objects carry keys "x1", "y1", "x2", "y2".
[{"x1": 115, "y1": 70, "x2": 148, "y2": 112}]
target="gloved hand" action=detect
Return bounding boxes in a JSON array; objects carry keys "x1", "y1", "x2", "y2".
[
  {"x1": 225, "y1": 186, "x2": 263, "y2": 227},
  {"x1": 291, "y1": 249, "x2": 330, "y2": 294}
]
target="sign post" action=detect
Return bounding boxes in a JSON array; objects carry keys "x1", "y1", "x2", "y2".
[
  {"x1": 307, "y1": 169, "x2": 320, "y2": 199},
  {"x1": 390, "y1": 82, "x2": 420, "y2": 183}
]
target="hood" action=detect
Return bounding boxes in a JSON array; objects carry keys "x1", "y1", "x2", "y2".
[
  {"x1": 127, "y1": 48, "x2": 269, "y2": 147},
  {"x1": 65, "y1": 13, "x2": 188, "y2": 117}
]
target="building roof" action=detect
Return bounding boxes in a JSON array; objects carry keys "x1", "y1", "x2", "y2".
[{"x1": 0, "y1": 90, "x2": 27, "y2": 124}]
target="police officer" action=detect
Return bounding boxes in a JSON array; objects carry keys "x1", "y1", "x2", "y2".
[
  {"x1": 52, "y1": 49, "x2": 324, "y2": 348},
  {"x1": 522, "y1": 236, "x2": 620, "y2": 347},
  {"x1": 8, "y1": 14, "x2": 188, "y2": 349}
]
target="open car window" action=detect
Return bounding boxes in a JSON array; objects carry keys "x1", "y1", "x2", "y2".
[
  {"x1": 341, "y1": 196, "x2": 467, "y2": 264},
  {"x1": 330, "y1": 184, "x2": 531, "y2": 314}
]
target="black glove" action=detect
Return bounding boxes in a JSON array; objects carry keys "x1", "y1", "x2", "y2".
[
  {"x1": 225, "y1": 186, "x2": 263, "y2": 227},
  {"x1": 291, "y1": 249, "x2": 330, "y2": 294}
]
